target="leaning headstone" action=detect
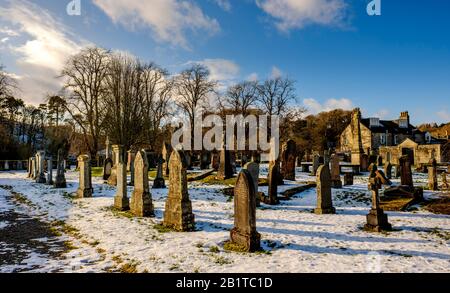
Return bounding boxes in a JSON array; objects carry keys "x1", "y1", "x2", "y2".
[
  {"x1": 281, "y1": 140, "x2": 297, "y2": 181},
  {"x1": 399, "y1": 155, "x2": 413, "y2": 188},
  {"x1": 243, "y1": 161, "x2": 260, "y2": 207},
  {"x1": 384, "y1": 161, "x2": 392, "y2": 179},
  {"x1": 314, "y1": 165, "x2": 336, "y2": 214},
  {"x1": 428, "y1": 158, "x2": 438, "y2": 191},
  {"x1": 153, "y1": 156, "x2": 166, "y2": 189},
  {"x1": 364, "y1": 164, "x2": 392, "y2": 232},
  {"x1": 103, "y1": 158, "x2": 113, "y2": 181},
  {"x1": 229, "y1": 169, "x2": 261, "y2": 252},
  {"x1": 114, "y1": 145, "x2": 129, "y2": 211},
  {"x1": 344, "y1": 173, "x2": 354, "y2": 186},
  {"x1": 46, "y1": 157, "x2": 53, "y2": 185},
  {"x1": 330, "y1": 154, "x2": 342, "y2": 188},
  {"x1": 163, "y1": 150, "x2": 195, "y2": 231},
  {"x1": 130, "y1": 150, "x2": 154, "y2": 217},
  {"x1": 54, "y1": 149, "x2": 67, "y2": 188},
  {"x1": 36, "y1": 151, "x2": 46, "y2": 184},
  {"x1": 267, "y1": 161, "x2": 280, "y2": 205},
  {"x1": 76, "y1": 155, "x2": 93, "y2": 198},
  {"x1": 162, "y1": 142, "x2": 172, "y2": 176},
  {"x1": 311, "y1": 154, "x2": 320, "y2": 176}
]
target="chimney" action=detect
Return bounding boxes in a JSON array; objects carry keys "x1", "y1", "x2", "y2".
[{"x1": 399, "y1": 111, "x2": 410, "y2": 128}]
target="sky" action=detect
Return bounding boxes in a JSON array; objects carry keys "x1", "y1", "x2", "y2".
[{"x1": 0, "y1": 0, "x2": 449, "y2": 125}]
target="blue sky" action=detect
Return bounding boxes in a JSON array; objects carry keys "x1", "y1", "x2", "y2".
[{"x1": 0, "y1": 0, "x2": 449, "y2": 124}]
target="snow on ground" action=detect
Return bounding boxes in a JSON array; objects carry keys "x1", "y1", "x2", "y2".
[{"x1": 0, "y1": 167, "x2": 449, "y2": 273}]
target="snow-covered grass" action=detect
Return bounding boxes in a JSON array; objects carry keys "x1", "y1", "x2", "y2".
[{"x1": 0, "y1": 167, "x2": 449, "y2": 273}]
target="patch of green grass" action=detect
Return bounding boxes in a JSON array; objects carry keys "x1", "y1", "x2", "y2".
[
  {"x1": 429, "y1": 227, "x2": 450, "y2": 241},
  {"x1": 169, "y1": 264, "x2": 180, "y2": 271},
  {"x1": 223, "y1": 241, "x2": 248, "y2": 253},
  {"x1": 106, "y1": 206, "x2": 134, "y2": 219},
  {"x1": 153, "y1": 224, "x2": 173, "y2": 233},
  {"x1": 209, "y1": 246, "x2": 220, "y2": 253},
  {"x1": 198, "y1": 175, "x2": 237, "y2": 186},
  {"x1": 91, "y1": 167, "x2": 103, "y2": 178},
  {"x1": 214, "y1": 256, "x2": 232, "y2": 265},
  {"x1": 63, "y1": 241, "x2": 78, "y2": 251}
]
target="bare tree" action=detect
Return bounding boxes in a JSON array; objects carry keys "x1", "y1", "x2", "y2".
[
  {"x1": 257, "y1": 77, "x2": 297, "y2": 117},
  {"x1": 221, "y1": 81, "x2": 258, "y2": 115},
  {"x1": 175, "y1": 64, "x2": 217, "y2": 149},
  {"x1": 61, "y1": 47, "x2": 110, "y2": 160}
]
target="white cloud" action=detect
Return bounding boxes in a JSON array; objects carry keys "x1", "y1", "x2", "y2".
[
  {"x1": 247, "y1": 73, "x2": 259, "y2": 82},
  {"x1": 213, "y1": 0, "x2": 232, "y2": 12},
  {"x1": 0, "y1": 27, "x2": 19, "y2": 37},
  {"x1": 303, "y1": 98, "x2": 353, "y2": 114},
  {"x1": 92, "y1": 0, "x2": 220, "y2": 48},
  {"x1": 437, "y1": 110, "x2": 450, "y2": 123},
  {"x1": 270, "y1": 66, "x2": 283, "y2": 78},
  {"x1": 256, "y1": 0, "x2": 349, "y2": 32},
  {"x1": 1, "y1": 37, "x2": 9, "y2": 43},
  {"x1": 197, "y1": 58, "x2": 240, "y2": 83},
  {"x1": 0, "y1": 0, "x2": 88, "y2": 104}
]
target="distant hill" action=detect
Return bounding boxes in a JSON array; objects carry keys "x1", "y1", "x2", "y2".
[{"x1": 418, "y1": 122, "x2": 450, "y2": 139}]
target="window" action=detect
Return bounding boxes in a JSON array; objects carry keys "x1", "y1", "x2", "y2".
[
  {"x1": 394, "y1": 135, "x2": 398, "y2": 145},
  {"x1": 380, "y1": 134, "x2": 386, "y2": 145}
]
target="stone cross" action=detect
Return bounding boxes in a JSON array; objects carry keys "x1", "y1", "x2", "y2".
[
  {"x1": 399, "y1": 155, "x2": 413, "y2": 188},
  {"x1": 54, "y1": 149, "x2": 67, "y2": 188},
  {"x1": 267, "y1": 161, "x2": 280, "y2": 205},
  {"x1": 76, "y1": 155, "x2": 93, "y2": 198},
  {"x1": 243, "y1": 161, "x2": 260, "y2": 207},
  {"x1": 314, "y1": 165, "x2": 336, "y2": 214},
  {"x1": 330, "y1": 154, "x2": 342, "y2": 188},
  {"x1": 36, "y1": 151, "x2": 46, "y2": 184},
  {"x1": 428, "y1": 158, "x2": 438, "y2": 191},
  {"x1": 46, "y1": 157, "x2": 53, "y2": 185},
  {"x1": 281, "y1": 140, "x2": 297, "y2": 181},
  {"x1": 153, "y1": 156, "x2": 166, "y2": 189},
  {"x1": 114, "y1": 145, "x2": 129, "y2": 211},
  {"x1": 163, "y1": 150, "x2": 195, "y2": 231},
  {"x1": 130, "y1": 150, "x2": 154, "y2": 217},
  {"x1": 384, "y1": 161, "x2": 392, "y2": 179},
  {"x1": 229, "y1": 169, "x2": 261, "y2": 252}
]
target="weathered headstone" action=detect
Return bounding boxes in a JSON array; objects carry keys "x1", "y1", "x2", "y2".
[
  {"x1": 267, "y1": 161, "x2": 280, "y2": 205},
  {"x1": 217, "y1": 145, "x2": 233, "y2": 180},
  {"x1": 350, "y1": 108, "x2": 365, "y2": 167},
  {"x1": 163, "y1": 150, "x2": 195, "y2": 231},
  {"x1": 364, "y1": 164, "x2": 392, "y2": 232},
  {"x1": 31, "y1": 157, "x2": 37, "y2": 179},
  {"x1": 36, "y1": 151, "x2": 46, "y2": 184},
  {"x1": 399, "y1": 155, "x2": 413, "y2": 188},
  {"x1": 46, "y1": 157, "x2": 53, "y2": 185},
  {"x1": 130, "y1": 150, "x2": 154, "y2": 217},
  {"x1": 114, "y1": 145, "x2": 129, "y2": 211},
  {"x1": 210, "y1": 152, "x2": 220, "y2": 170},
  {"x1": 384, "y1": 161, "x2": 392, "y2": 179},
  {"x1": 344, "y1": 172, "x2": 354, "y2": 186},
  {"x1": 311, "y1": 154, "x2": 320, "y2": 176},
  {"x1": 153, "y1": 156, "x2": 166, "y2": 189},
  {"x1": 375, "y1": 170, "x2": 392, "y2": 186},
  {"x1": 162, "y1": 142, "x2": 172, "y2": 176},
  {"x1": 428, "y1": 158, "x2": 438, "y2": 191},
  {"x1": 229, "y1": 169, "x2": 261, "y2": 252},
  {"x1": 54, "y1": 149, "x2": 67, "y2": 188},
  {"x1": 281, "y1": 140, "x2": 297, "y2": 181},
  {"x1": 27, "y1": 158, "x2": 33, "y2": 178},
  {"x1": 103, "y1": 158, "x2": 113, "y2": 181},
  {"x1": 76, "y1": 155, "x2": 93, "y2": 198},
  {"x1": 243, "y1": 161, "x2": 260, "y2": 207},
  {"x1": 330, "y1": 154, "x2": 342, "y2": 188},
  {"x1": 314, "y1": 165, "x2": 336, "y2": 214}
]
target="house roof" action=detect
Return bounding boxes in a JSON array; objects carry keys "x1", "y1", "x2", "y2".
[{"x1": 361, "y1": 118, "x2": 420, "y2": 135}]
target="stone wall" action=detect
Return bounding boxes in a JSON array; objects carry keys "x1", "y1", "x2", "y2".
[{"x1": 379, "y1": 142, "x2": 443, "y2": 165}]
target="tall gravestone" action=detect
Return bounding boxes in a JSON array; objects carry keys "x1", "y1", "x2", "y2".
[
  {"x1": 267, "y1": 161, "x2": 280, "y2": 205},
  {"x1": 311, "y1": 154, "x2": 320, "y2": 176},
  {"x1": 76, "y1": 155, "x2": 93, "y2": 198},
  {"x1": 36, "y1": 151, "x2": 46, "y2": 184},
  {"x1": 364, "y1": 164, "x2": 392, "y2": 232},
  {"x1": 314, "y1": 165, "x2": 336, "y2": 214},
  {"x1": 351, "y1": 108, "x2": 365, "y2": 167},
  {"x1": 217, "y1": 144, "x2": 233, "y2": 180},
  {"x1": 229, "y1": 169, "x2": 261, "y2": 252},
  {"x1": 243, "y1": 161, "x2": 260, "y2": 207},
  {"x1": 200, "y1": 152, "x2": 211, "y2": 170},
  {"x1": 281, "y1": 140, "x2": 297, "y2": 181},
  {"x1": 27, "y1": 158, "x2": 33, "y2": 178},
  {"x1": 127, "y1": 150, "x2": 136, "y2": 186},
  {"x1": 428, "y1": 158, "x2": 438, "y2": 191},
  {"x1": 54, "y1": 149, "x2": 67, "y2": 188},
  {"x1": 162, "y1": 143, "x2": 172, "y2": 176},
  {"x1": 105, "y1": 136, "x2": 111, "y2": 160},
  {"x1": 32, "y1": 157, "x2": 38, "y2": 179},
  {"x1": 384, "y1": 161, "x2": 392, "y2": 180},
  {"x1": 399, "y1": 155, "x2": 413, "y2": 188},
  {"x1": 114, "y1": 145, "x2": 129, "y2": 211},
  {"x1": 330, "y1": 154, "x2": 342, "y2": 188},
  {"x1": 163, "y1": 150, "x2": 195, "y2": 231},
  {"x1": 107, "y1": 145, "x2": 120, "y2": 186},
  {"x1": 130, "y1": 150, "x2": 154, "y2": 217},
  {"x1": 46, "y1": 157, "x2": 53, "y2": 185},
  {"x1": 153, "y1": 156, "x2": 166, "y2": 189}
]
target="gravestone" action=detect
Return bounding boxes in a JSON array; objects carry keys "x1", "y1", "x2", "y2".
[
  {"x1": 54, "y1": 149, "x2": 67, "y2": 188},
  {"x1": 442, "y1": 172, "x2": 449, "y2": 189},
  {"x1": 361, "y1": 154, "x2": 369, "y2": 172},
  {"x1": 375, "y1": 170, "x2": 392, "y2": 186},
  {"x1": 344, "y1": 172, "x2": 354, "y2": 186},
  {"x1": 76, "y1": 155, "x2": 93, "y2": 198},
  {"x1": 4, "y1": 161, "x2": 9, "y2": 170},
  {"x1": 210, "y1": 152, "x2": 220, "y2": 170},
  {"x1": 399, "y1": 155, "x2": 413, "y2": 188},
  {"x1": 314, "y1": 165, "x2": 336, "y2": 214},
  {"x1": 311, "y1": 154, "x2": 320, "y2": 176},
  {"x1": 217, "y1": 146, "x2": 233, "y2": 181},
  {"x1": 428, "y1": 158, "x2": 438, "y2": 191},
  {"x1": 281, "y1": 140, "x2": 297, "y2": 181},
  {"x1": 162, "y1": 143, "x2": 172, "y2": 176},
  {"x1": 105, "y1": 136, "x2": 111, "y2": 160},
  {"x1": 243, "y1": 161, "x2": 260, "y2": 207},
  {"x1": 107, "y1": 145, "x2": 120, "y2": 186},
  {"x1": 103, "y1": 158, "x2": 113, "y2": 181},
  {"x1": 127, "y1": 150, "x2": 136, "y2": 186},
  {"x1": 163, "y1": 150, "x2": 195, "y2": 231},
  {"x1": 267, "y1": 161, "x2": 280, "y2": 205},
  {"x1": 384, "y1": 161, "x2": 392, "y2": 179},
  {"x1": 323, "y1": 150, "x2": 331, "y2": 166},
  {"x1": 130, "y1": 150, "x2": 154, "y2": 217},
  {"x1": 153, "y1": 156, "x2": 166, "y2": 189},
  {"x1": 27, "y1": 158, "x2": 33, "y2": 178},
  {"x1": 377, "y1": 156, "x2": 383, "y2": 167},
  {"x1": 36, "y1": 151, "x2": 46, "y2": 184},
  {"x1": 330, "y1": 154, "x2": 342, "y2": 188},
  {"x1": 200, "y1": 152, "x2": 211, "y2": 170},
  {"x1": 31, "y1": 157, "x2": 37, "y2": 179},
  {"x1": 364, "y1": 164, "x2": 392, "y2": 232},
  {"x1": 46, "y1": 157, "x2": 53, "y2": 185},
  {"x1": 114, "y1": 145, "x2": 130, "y2": 211},
  {"x1": 229, "y1": 169, "x2": 261, "y2": 252}
]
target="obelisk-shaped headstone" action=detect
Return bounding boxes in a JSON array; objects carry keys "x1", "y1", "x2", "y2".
[
  {"x1": 114, "y1": 145, "x2": 129, "y2": 211},
  {"x1": 107, "y1": 145, "x2": 120, "y2": 186},
  {"x1": 314, "y1": 165, "x2": 336, "y2": 214},
  {"x1": 76, "y1": 155, "x2": 93, "y2": 198},
  {"x1": 131, "y1": 150, "x2": 154, "y2": 217},
  {"x1": 311, "y1": 154, "x2": 320, "y2": 176},
  {"x1": 217, "y1": 140, "x2": 233, "y2": 180}
]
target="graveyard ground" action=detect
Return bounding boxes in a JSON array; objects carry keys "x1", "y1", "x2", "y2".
[{"x1": 0, "y1": 167, "x2": 449, "y2": 273}]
